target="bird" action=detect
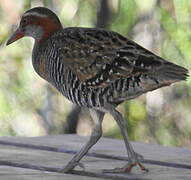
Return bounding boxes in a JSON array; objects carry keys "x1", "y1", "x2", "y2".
[{"x1": 7, "y1": 7, "x2": 188, "y2": 173}]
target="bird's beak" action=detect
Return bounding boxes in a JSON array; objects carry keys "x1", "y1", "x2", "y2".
[{"x1": 6, "y1": 28, "x2": 24, "y2": 46}]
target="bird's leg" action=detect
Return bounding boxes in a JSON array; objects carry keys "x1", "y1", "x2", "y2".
[
  {"x1": 61, "y1": 109, "x2": 104, "y2": 173},
  {"x1": 103, "y1": 108, "x2": 148, "y2": 173}
]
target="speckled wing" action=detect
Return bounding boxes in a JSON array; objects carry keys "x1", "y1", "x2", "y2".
[{"x1": 57, "y1": 28, "x2": 168, "y2": 88}]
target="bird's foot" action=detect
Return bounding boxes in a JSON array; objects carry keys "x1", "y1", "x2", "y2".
[
  {"x1": 59, "y1": 160, "x2": 85, "y2": 173},
  {"x1": 103, "y1": 152, "x2": 148, "y2": 173},
  {"x1": 103, "y1": 162, "x2": 148, "y2": 173}
]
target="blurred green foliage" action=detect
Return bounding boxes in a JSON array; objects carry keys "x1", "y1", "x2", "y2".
[{"x1": 0, "y1": 0, "x2": 190, "y2": 147}]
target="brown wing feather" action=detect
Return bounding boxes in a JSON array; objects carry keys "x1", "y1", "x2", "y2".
[{"x1": 58, "y1": 27, "x2": 165, "y2": 88}]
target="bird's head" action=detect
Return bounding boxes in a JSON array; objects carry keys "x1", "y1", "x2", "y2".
[{"x1": 7, "y1": 7, "x2": 62, "y2": 45}]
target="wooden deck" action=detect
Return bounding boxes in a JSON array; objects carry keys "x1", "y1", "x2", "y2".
[{"x1": 0, "y1": 134, "x2": 190, "y2": 180}]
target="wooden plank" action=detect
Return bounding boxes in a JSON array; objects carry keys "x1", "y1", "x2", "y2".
[
  {"x1": 0, "y1": 145, "x2": 107, "y2": 180},
  {"x1": 0, "y1": 166, "x2": 102, "y2": 180},
  {"x1": 1, "y1": 135, "x2": 191, "y2": 164},
  {"x1": 0, "y1": 144, "x2": 145, "y2": 180},
  {"x1": 0, "y1": 135, "x2": 190, "y2": 180}
]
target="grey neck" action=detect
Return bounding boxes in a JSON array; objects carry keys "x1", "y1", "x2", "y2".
[{"x1": 25, "y1": 25, "x2": 44, "y2": 42}]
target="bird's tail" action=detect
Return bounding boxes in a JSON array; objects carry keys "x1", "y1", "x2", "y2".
[
  {"x1": 139, "y1": 62, "x2": 189, "y2": 93},
  {"x1": 155, "y1": 62, "x2": 189, "y2": 84}
]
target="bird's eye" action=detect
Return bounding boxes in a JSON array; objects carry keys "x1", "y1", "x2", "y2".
[{"x1": 22, "y1": 18, "x2": 27, "y2": 25}]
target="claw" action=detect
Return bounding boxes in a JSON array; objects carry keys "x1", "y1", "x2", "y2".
[{"x1": 138, "y1": 162, "x2": 148, "y2": 172}]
